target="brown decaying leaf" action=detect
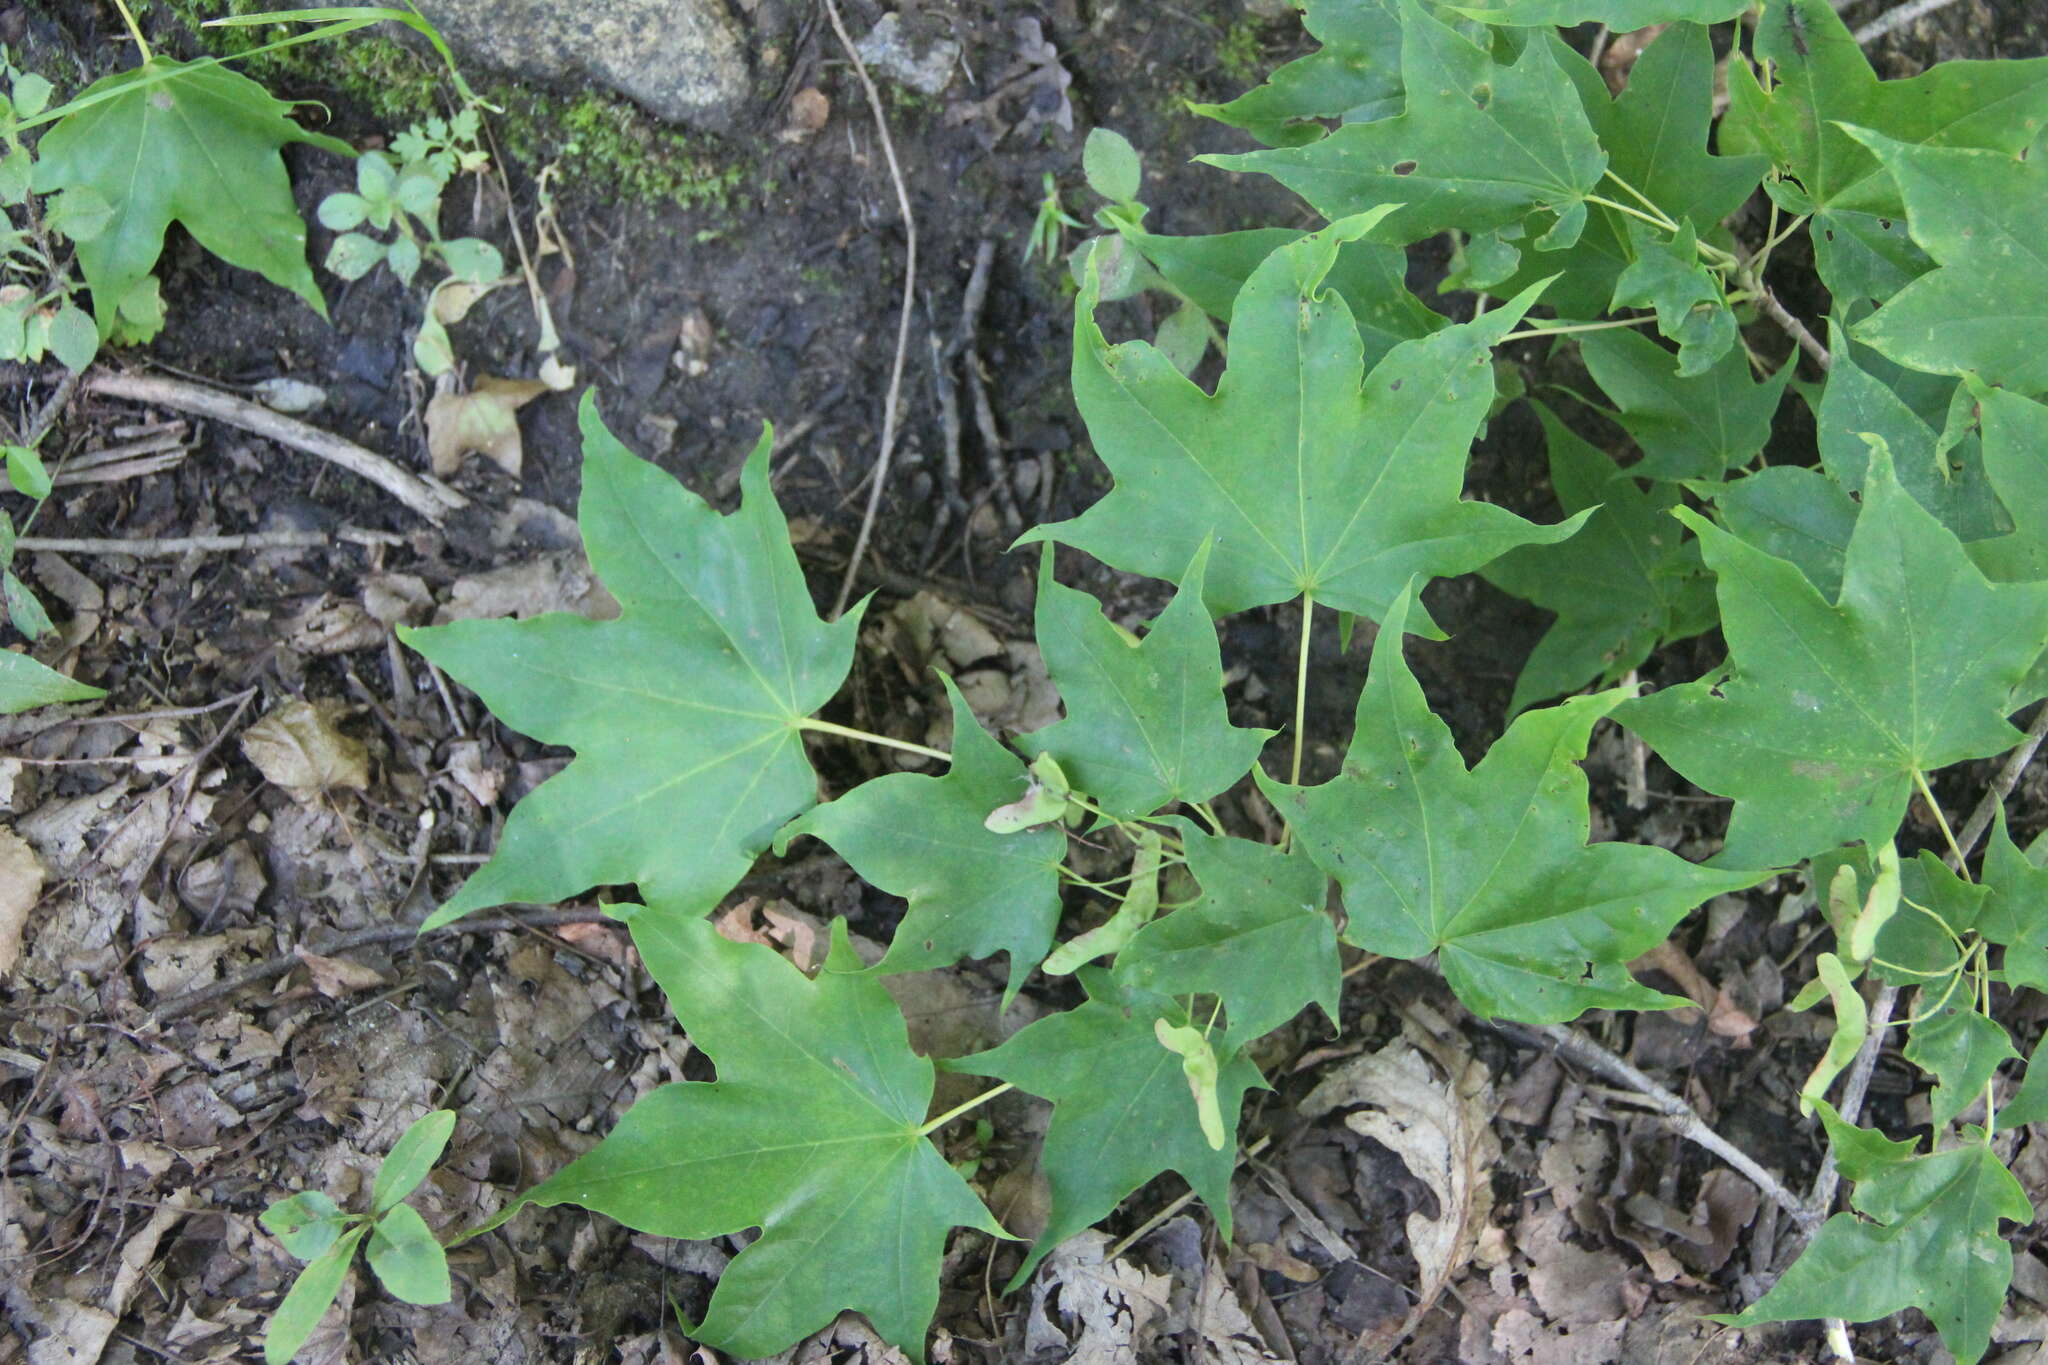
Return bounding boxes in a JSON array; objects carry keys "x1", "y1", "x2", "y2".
[
  {"x1": 241, "y1": 699, "x2": 370, "y2": 802},
  {"x1": 0, "y1": 825, "x2": 43, "y2": 976},
  {"x1": 425, "y1": 374, "x2": 549, "y2": 478},
  {"x1": 294, "y1": 946, "x2": 387, "y2": 998}
]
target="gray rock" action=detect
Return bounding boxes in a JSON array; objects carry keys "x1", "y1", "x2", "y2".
[
  {"x1": 853, "y1": 12, "x2": 960, "y2": 96},
  {"x1": 409, "y1": 0, "x2": 780, "y2": 130}
]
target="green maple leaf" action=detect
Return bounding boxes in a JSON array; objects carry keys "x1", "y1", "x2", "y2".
[
  {"x1": 776, "y1": 678, "x2": 1064, "y2": 1000},
  {"x1": 944, "y1": 977, "x2": 1260, "y2": 1290},
  {"x1": 1027, "y1": 218, "x2": 1585, "y2": 626},
  {"x1": 1817, "y1": 327, "x2": 2004, "y2": 543},
  {"x1": 1194, "y1": 0, "x2": 1404, "y2": 146},
  {"x1": 1114, "y1": 823, "x2": 1341, "y2": 1055},
  {"x1": 1966, "y1": 382, "x2": 2048, "y2": 583},
  {"x1": 1261, "y1": 583, "x2": 1761, "y2": 1023},
  {"x1": 1618, "y1": 446, "x2": 2048, "y2": 869},
  {"x1": 1609, "y1": 220, "x2": 1737, "y2": 377},
  {"x1": 1123, "y1": 226, "x2": 1444, "y2": 365},
  {"x1": 402, "y1": 397, "x2": 861, "y2": 928},
  {"x1": 1904, "y1": 1003, "x2": 2018, "y2": 1132},
  {"x1": 1475, "y1": 24, "x2": 1766, "y2": 319},
  {"x1": 1579, "y1": 328, "x2": 1793, "y2": 481},
  {"x1": 1722, "y1": 0, "x2": 2048, "y2": 303},
  {"x1": 1205, "y1": 0, "x2": 1606, "y2": 248},
  {"x1": 1980, "y1": 808, "x2": 2048, "y2": 994},
  {"x1": 1020, "y1": 546, "x2": 1272, "y2": 820},
  {"x1": 2003, "y1": 1031, "x2": 2048, "y2": 1129},
  {"x1": 1843, "y1": 127, "x2": 2048, "y2": 392},
  {"x1": 1710, "y1": 465, "x2": 1858, "y2": 599},
  {"x1": 498, "y1": 914, "x2": 1005, "y2": 1362},
  {"x1": 1445, "y1": 0, "x2": 1749, "y2": 22},
  {"x1": 1482, "y1": 403, "x2": 1717, "y2": 714},
  {"x1": 32, "y1": 59, "x2": 350, "y2": 335},
  {"x1": 1729, "y1": 1104, "x2": 2030, "y2": 1365}
]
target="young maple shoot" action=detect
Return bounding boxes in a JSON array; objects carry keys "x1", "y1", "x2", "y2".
[
  {"x1": 260, "y1": 1110, "x2": 457, "y2": 1365},
  {"x1": 383, "y1": 0, "x2": 2048, "y2": 1360}
]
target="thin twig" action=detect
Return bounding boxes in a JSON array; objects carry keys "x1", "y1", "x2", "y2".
[
  {"x1": 1855, "y1": 0, "x2": 1963, "y2": 43},
  {"x1": 14, "y1": 369, "x2": 79, "y2": 450},
  {"x1": 17, "y1": 529, "x2": 402, "y2": 556},
  {"x1": 150, "y1": 907, "x2": 613, "y2": 1021},
  {"x1": 824, "y1": 0, "x2": 918, "y2": 619},
  {"x1": 1493, "y1": 1019, "x2": 1821, "y2": 1232},
  {"x1": 1956, "y1": 702, "x2": 2048, "y2": 860},
  {"x1": 84, "y1": 370, "x2": 467, "y2": 521},
  {"x1": 1752, "y1": 285, "x2": 1832, "y2": 372}
]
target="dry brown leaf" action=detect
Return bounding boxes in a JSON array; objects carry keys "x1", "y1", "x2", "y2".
[
  {"x1": 294, "y1": 946, "x2": 388, "y2": 998},
  {"x1": 0, "y1": 825, "x2": 42, "y2": 976},
  {"x1": 781, "y1": 86, "x2": 830, "y2": 143},
  {"x1": 425, "y1": 374, "x2": 549, "y2": 478},
  {"x1": 241, "y1": 700, "x2": 370, "y2": 802},
  {"x1": 1032, "y1": 1230, "x2": 1172, "y2": 1363},
  {"x1": 436, "y1": 553, "x2": 621, "y2": 624},
  {"x1": 1300, "y1": 1029, "x2": 1501, "y2": 1350}
]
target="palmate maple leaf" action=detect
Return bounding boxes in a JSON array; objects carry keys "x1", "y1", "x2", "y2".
[
  {"x1": 1619, "y1": 445, "x2": 2048, "y2": 869},
  {"x1": 34, "y1": 59, "x2": 351, "y2": 334},
  {"x1": 1262, "y1": 582, "x2": 1763, "y2": 1023},
  {"x1": 498, "y1": 914, "x2": 1005, "y2": 1362},
  {"x1": 1023, "y1": 215, "x2": 1586, "y2": 628},
  {"x1": 402, "y1": 396, "x2": 862, "y2": 929}
]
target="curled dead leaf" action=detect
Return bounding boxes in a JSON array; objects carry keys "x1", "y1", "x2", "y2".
[
  {"x1": 1300, "y1": 1027, "x2": 1501, "y2": 1351},
  {"x1": 425, "y1": 374, "x2": 549, "y2": 478}
]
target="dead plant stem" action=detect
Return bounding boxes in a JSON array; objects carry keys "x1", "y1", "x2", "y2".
[{"x1": 824, "y1": 0, "x2": 918, "y2": 619}]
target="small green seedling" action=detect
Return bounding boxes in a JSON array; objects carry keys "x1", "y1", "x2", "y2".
[
  {"x1": 260, "y1": 1110, "x2": 457, "y2": 1364},
  {"x1": 318, "y1": 112, "x2": 502, "y2": 290},
  {"x1": 1023, "y1": 171, "x2": 1083, "y2": 266}
]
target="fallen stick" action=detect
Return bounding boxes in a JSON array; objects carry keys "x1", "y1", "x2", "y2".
[
  {"x1": 17, "y1": 528, "x2": 403, "y2": 556},
  {"x1": 83, "y1": 370, "x2": 468, "y2": 522}
]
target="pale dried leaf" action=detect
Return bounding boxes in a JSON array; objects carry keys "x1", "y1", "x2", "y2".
[
  {"x1": 425, "y1": 374, "x2": 548, "y2": 477},
  {"x1": 242, "y1": 700, "x2": 369, "y2": 802},
  {"x1": 1036, "y1": 1231, "x2": 1172, "y2": 1364},
  {"x1": 435, "y1": 552, "x2": 621, "y2": 624},
  {"x1": 294, "y1": 946, "x2": 388, "y2": 998},
  {"x1": 0, "y1": 825, "x2": 43, "y2": 975},
  {"x1": 1300, "y1": 1034, "x2": 1500, "y2": 1343}
]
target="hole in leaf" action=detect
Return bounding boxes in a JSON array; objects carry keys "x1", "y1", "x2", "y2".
[{"x1": 1392, "y1": 159, "x2": 1418, "y2": 176}]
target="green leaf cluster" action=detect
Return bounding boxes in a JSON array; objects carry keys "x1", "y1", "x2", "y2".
[{"x1": 384, "y1": 3, "x2": 2048, "y2": 1361}]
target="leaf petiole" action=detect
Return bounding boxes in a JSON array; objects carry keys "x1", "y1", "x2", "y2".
[
  {"x1": 1502, "y1": 314, "x2": 1661, "y2": 343},
  {"x1": 1291, "y1": 593, "x2": 1314, "y2": 789},
  {"x1": 917, "y1": 1081, "x2": 1014, "y2": 1137},
  {"x1": 108, "y1": 0, "x2": 153, "y2": 61},
  {"x1": 1585, "y1": 192, "x2": 1678, "y2": 236},
  {"x1": 797, "y1": 716, "x2": 952, "y2": 763},
  {"x1": 1599, "y1": 168, "x2": 1679, "y2": 232},
  {"x1": 1911, "y1": 769, "x2": 1971, "y2": 876}
]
